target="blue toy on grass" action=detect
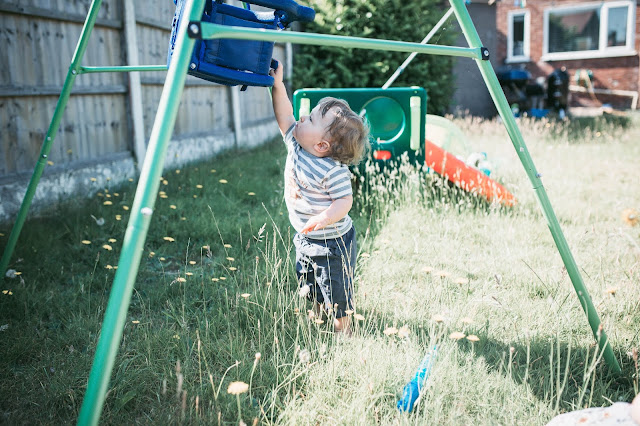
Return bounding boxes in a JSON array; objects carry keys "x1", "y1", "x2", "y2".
[{"x1": 397, "y1": 346, "x2": 437, "y2": 413}]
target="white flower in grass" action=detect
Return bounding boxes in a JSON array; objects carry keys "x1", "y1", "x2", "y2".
[{"x1": 227, "y1": 381, "x2": 249, "y2": 395}]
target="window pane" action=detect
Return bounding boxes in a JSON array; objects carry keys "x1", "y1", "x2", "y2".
[
  {"x1": 548, "y1": 8, "x2": 600, "y2": 53},
  {"x1": 512, "y1": 15, "x2": 525, "y2": 56},
  {"x1": 607, "y1": 6, "x2": 628, "y2": 47}
]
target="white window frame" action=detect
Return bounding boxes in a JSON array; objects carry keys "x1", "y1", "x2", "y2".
[
  {"x1": 542, "y1": 0, "x2": 636, "y2": 61},
  {"x1": 507, "y1": 10, "x2": 531, "y2": 63}
]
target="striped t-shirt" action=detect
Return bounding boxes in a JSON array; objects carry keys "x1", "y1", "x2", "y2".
[{"x1": 283, "y1": 124, "x2": 353, "y2": 240}]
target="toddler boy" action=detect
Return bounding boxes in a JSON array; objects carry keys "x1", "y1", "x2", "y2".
[{"x1": 269, "y1": 62, "x2": 369, "y2": 334}]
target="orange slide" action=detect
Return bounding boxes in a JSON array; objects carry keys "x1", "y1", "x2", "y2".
[{"x1": 425, "y1": 139, "x2": 516, "y2": 207}]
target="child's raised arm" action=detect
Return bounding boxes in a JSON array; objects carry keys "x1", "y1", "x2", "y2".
[{"x1": 269, "y1": 62, "x2": 296, "y2": 136}]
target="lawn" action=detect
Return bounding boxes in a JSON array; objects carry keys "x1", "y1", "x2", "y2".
[{"x1": 1, "y1": 113, "x2": 639, "y2": 425}]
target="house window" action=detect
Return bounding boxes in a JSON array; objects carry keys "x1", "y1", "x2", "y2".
[
  {"x1": 543, "y1": 1, "x2": 635, "y2": 60},
  {"x1": 507, "y1": 10, "x2": 530, "y2": 62}
]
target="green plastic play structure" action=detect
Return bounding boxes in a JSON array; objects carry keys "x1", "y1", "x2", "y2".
[
  {"x1": 0, "y1": 1, "x2": 621, "y2": 424},
  {"x1": 293, "y1": 87, "x2": 427, "y2": 163}
]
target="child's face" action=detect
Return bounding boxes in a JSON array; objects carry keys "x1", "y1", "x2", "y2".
[{"x1": 293, "y1": 105, "x2": 336, "y2": 156}]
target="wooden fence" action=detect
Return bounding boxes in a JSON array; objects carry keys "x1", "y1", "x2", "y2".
[{"x1": 0, "y1": 0, "x2": 286, "y2": 221}]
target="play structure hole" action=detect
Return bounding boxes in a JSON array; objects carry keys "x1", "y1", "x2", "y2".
[{"x1": 362, "y1": 97, "x2": 405, "y2": 144}]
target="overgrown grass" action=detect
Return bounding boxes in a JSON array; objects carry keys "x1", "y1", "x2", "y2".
[{"x1": 1, "y1": 114, "x2": 639, "y2": 425}]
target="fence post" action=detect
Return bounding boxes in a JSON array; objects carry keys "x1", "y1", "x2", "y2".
[{"x1": 123, "y1": 0, "x2": 147, "y2": 169}]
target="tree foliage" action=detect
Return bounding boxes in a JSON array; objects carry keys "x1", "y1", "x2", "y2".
[{"x1": 292, "y1": 0, "x2": 457, "y2": 114}]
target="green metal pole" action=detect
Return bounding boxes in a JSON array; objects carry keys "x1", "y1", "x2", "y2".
[
  {"x1": 78, "y1": 65, "x2": 168, "y2": 74},
  {"x1": 0, "y1": 0, "x2": 103, "y2": 276},
  {"x1": 448, "y1": 0, "x2": 621, "y2": 373},
  {"x1": 198, "y1": 23, "x2": 484, "y2": 60},
  {"x1": 76, "y1": 1, "x2": 206, "y2": 424}
]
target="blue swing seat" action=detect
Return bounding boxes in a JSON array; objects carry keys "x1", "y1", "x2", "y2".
[{"x1": 168, "y1": 0, "x2": 315, "y2": 89}]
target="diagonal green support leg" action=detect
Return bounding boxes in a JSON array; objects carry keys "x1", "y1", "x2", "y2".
[
  {"x1": 0, "y1": 0, "x2": 103, "y2": 276},
  {"x1": 76, "y1": 0, "x2": 206, "y2": 424},
  {"x1": 448, "y1": 0, "x2": 620, "y2": 373}
]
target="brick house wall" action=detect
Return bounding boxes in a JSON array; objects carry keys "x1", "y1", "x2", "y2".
[{"x1": 495, "y1": 0, "x2": 639, "y2": 109}]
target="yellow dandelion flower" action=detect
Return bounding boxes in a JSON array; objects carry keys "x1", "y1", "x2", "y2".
[
  {"x1": 605, "y1": 287, "x2": 617, "y2": 295},
  {"x1": 421, "y1": 266, "x2": 434, "y2": 273},
  {"x1": 105, "y1": 194, "x2": 111, "y2": 198},
  {"x1": 160, "y1": 194, "x2": 168, "y2": 199},
  {"x1": 103, "y1": 201, "x2": 113, "y2": 206},
  {"x1": 162, "y1": 180, "x2": 168, "y2": 185},
  {"x1": 461, "y1": 317, "x2": 473, "y2": 324},
  {"x1": 122, "y1": 206, "x2": 129, "y2": 211},
  {"x1": 229, "y1": 267, "x2": 237, "y2": 271},
  {"x1": 226, "y1": 257, "x2": 235, "y2": 262},
  {"x1": 102, "y1": 244, "x2": 113, "y2": 251},
  {"x1": 227, "y1": 381, "x2": 249, "y2": 395},
  {"x1": 113, "y1": 193, "x2": 119, "y2": 197},
  {"x1": 149, "y1": 251, "x2": 155, "y2": 258},
  {"x1": 211, "y1": 278, "x2": 219, "y2": 282},
  {"x1": 354, "y1": 313, "x2": 365, "y2": 321},
  {"x1": 247, "y1": 192, "x2": 255, "y2": 196},
  {"x1": 47, "y1": 160, "x2": 54, "y2": 166},
  {"x1": 81, "y1": 240, "x2": 91, "y2": 245},
  {"x1": 196, "y1": 184, "x2": 203, "y2": 189},
  {"x1": 159, "y1": 191, "x2": 166, "y2": 196},
  {"x1": 108, "y1": 238, "x2": 117, "y2": 243},
  {"x1": 105, "y1": 265, "x2": 113, "y2": 269},
  {"x1": 97, "y1": 192, "x2": 103, "y2": 197},
  {"x1": 128, "y1": 178, "x2": 133, "y2": 182},
  {"x1": 13, "y1": 272, "x2": 21, "y2": 276},
  {"x1": 189, "y1": 261, "x2": 196, "y2": 265},
  {"x1": 219, "y1": 277, "x2": 226, "y2": 280},
  {"x1": 224, "y1": 244, "x2": 232, "y2": 248},
  {"x1": 202, "y1": 245, "x2": 210, "y2": 250},
  {"x1": 90, "y1": 177, "x2": 97, "y2": 182},
  {"x1": 0, "y1": 233, "x2": 4, "y2": 237},
  {"x1": 466, "y1": 335, "x2": 480, "y2": 342},
  {"x1": 314, "y1": 319, "x2": 325, "y2": 324},
  {"x1": 159, "y1": 257, "x2": 166, "y2": 261},
  {"x1": 175, "y1": 169, "x2": 181, "y2": 174},
  {"x1": 115, "y1": 215, "x2": 122, "y2": 221},
  {"x1": 193, "y1": 195, "x2": 198, "y2": 198},
  {"x1": 219, "y1": 179, "x2": 228, "y2": 184},
  {"x1": 345, "y1": 309, "x2": 354, "y2": 315},
  {"x1": 170, "y1": 205, "x2": 177, "y2": 209},
  {"x1": 185, "y1": 272, "x2": 193, "y2": 276},
  {"x1": 383, "y1": 327, "x2": 398, "y2": 336},
  {"x1": 181, "y1": 217, "x2": 186, "y2": 221},
  {"x1": 360, "y1": 253, "x2": 370, "y2": 258},
  {"x1": 163, "y1": 237, "x2": 175, "y2": 242},
  {"x1": 449, "y1": 331, "x2": 466, "y2": 340},
  {"x1": 398, "y1": 325, "x2": 410, "y2": 338},
  {"x1": 210, "y1": 169, "x2": 216, "y2": 173},
  {"x1": 241, "y1": 293, "x2": 251, "y2": 298},
  {"x1": 104, "y1": 189, "x2": 109, "y2": 193},
  {"x1": 455, "y1": 277, "x2": 470, "y2": 285},
  {"x1": 131, "y1": 320, "x2": 140, "y2": 324},
  {"x1": 176, "y1": 277, "x2": 186, "y2": 283},
  {"x1": 432, "y1": 314, "x2": 445, "y2": 323}
]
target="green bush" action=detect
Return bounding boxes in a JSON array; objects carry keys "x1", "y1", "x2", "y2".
[{"x1": 292, "y1": 0, "x2": 457, "y2": 114}]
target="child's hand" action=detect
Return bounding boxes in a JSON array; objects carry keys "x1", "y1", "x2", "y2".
[
  {"x1": 269, "y1": 60, "x2": 284, "y2": 85},
  {"x1": 301, "y1": 213, "x2": 330, "y2": 234}
]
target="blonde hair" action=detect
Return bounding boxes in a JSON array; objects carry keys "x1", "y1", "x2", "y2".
[{"x1": 317, "y1": 97, "x2": 370, "y2": 166}]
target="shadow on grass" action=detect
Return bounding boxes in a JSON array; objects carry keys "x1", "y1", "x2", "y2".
[{"x1": 550, "y1": 113, "x2": 632, "y2": 143}]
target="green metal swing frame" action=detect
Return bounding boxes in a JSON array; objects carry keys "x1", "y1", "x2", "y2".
[{"x1": 0, "y1": 1, "x2": 621, "y2": 424}]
